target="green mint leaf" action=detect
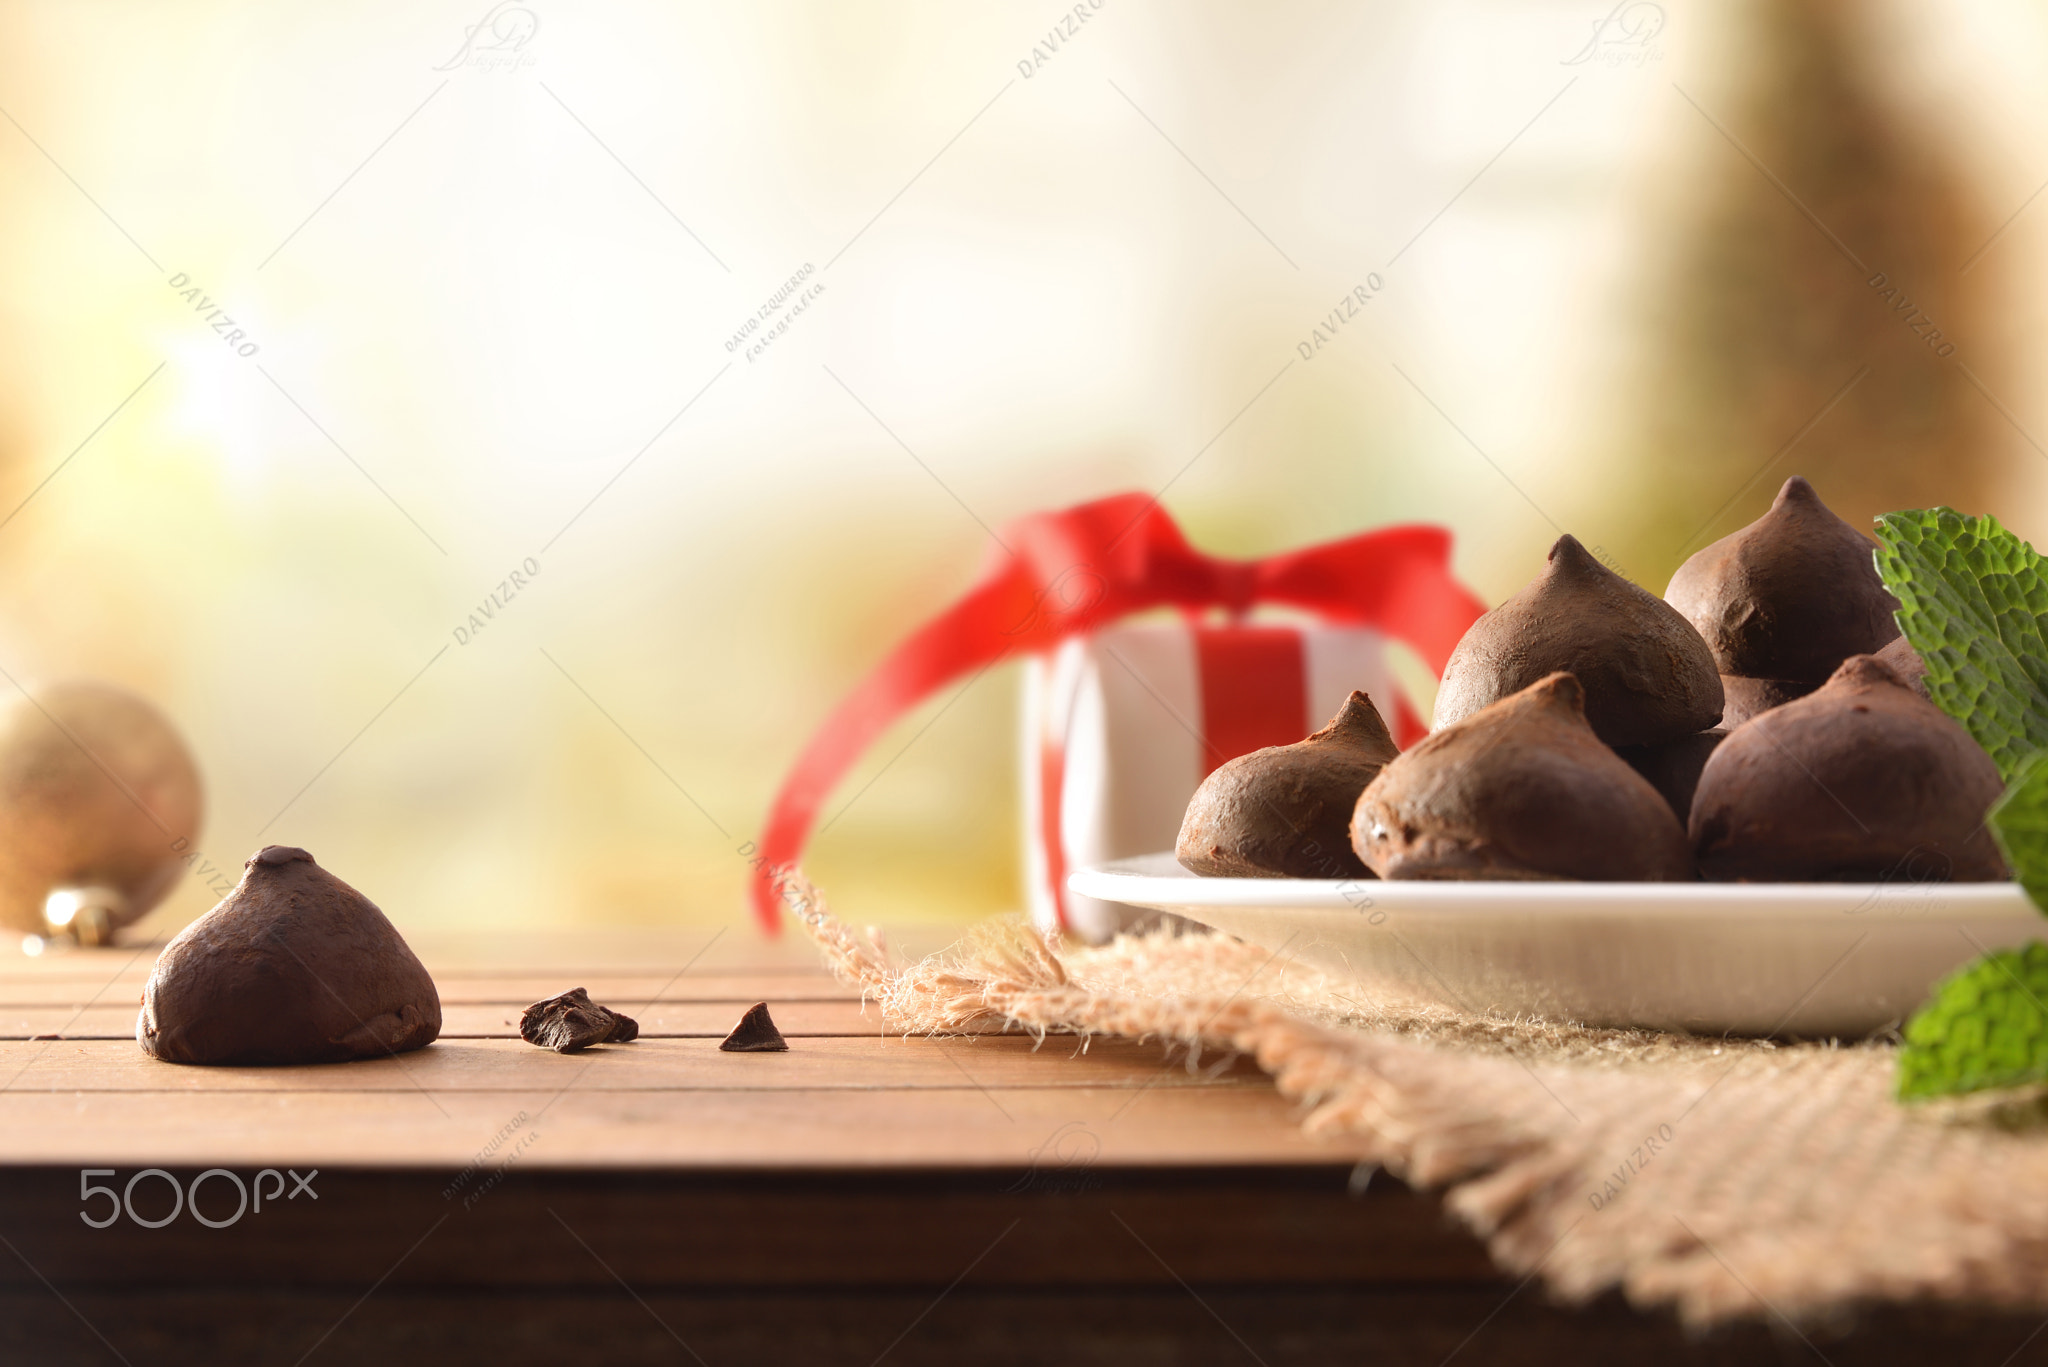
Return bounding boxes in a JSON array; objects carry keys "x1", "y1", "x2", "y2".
[
  {"x1": 1991, "y1": 750, "x2": 2048, "y2": 913},
  {"x1": 1898, "y1": 942, "x2": 2048, "y2": 1100},
  {"x1": 1872, "y1": 508, "x2": 2048, "y2": 782}
]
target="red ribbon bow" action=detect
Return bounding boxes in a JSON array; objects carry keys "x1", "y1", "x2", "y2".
[{"x1": 749, "y1": 492, "x2": 1485, "y2": 930}]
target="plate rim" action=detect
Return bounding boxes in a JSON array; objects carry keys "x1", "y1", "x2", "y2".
[{"x1": 1069, "y1": 852, "x2": 2039, "y2": 922}]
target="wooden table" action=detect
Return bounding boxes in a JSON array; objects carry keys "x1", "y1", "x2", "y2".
[{"x1": 0, "y1": 928, "x2": 2042, "y2": 1365}]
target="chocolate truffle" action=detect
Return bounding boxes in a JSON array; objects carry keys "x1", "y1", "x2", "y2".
[
  {"x1": 1351, "y1": 673, "x2": 1693, "y2": 881},
  {"x1": 138, "y1": 846, "x2": 441, "y2": 1065},
  {"x1": 1874, "y1": 633, "x2": 1931, "y2": 700},
  {"x1": 1434, "y1": 535, "x2": 1723, "y2": 747},
  {"x1": 1614, "y1": 729, "x2": 1727, "y2": 826},
  {"x1": 1717, "y1": 675, "x2": 1814, "y2": 730},
  {"x1": 1666, "y1": 476, "x2": 1901, "y2": 687},
  {"x1": 1689, "y1": 655, "x2": 2006, "y2": 882},
  {"x1": 1177, "y1": 691, "x2": 1397, "y2": 879}
]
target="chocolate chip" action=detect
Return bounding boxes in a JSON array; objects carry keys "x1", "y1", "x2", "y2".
[
  {"x1": 720, "y1": 1002, "x2": 788, "y2": 1052},
  {"x1": 520, "y1": 988, "x2": 638, "y2": 1053}
]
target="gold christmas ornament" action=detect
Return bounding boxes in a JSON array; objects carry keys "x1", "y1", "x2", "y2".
[{"x1": 0, "y1": 682, "x2": 203, "y2": 946}]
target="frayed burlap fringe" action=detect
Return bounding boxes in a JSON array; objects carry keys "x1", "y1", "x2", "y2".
[{"x1": 782, "y1": 875, "x2": 2048, "y2": 1329}]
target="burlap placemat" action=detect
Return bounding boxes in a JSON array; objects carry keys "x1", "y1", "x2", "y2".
[{"x1": 785, "y1": 877, "x2": 2048, "y2": 1330}]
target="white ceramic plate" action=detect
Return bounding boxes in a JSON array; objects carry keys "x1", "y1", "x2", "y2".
[{"x1": 1068, "y1": 854, "x2": 2044, "y2": 1036}]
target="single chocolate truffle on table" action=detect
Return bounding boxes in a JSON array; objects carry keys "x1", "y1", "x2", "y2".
[
  {"x1": 1689, "y1": 655, "x2": 2006, "y2": 882},
  {"x1": 138, "y1": 846, "x2": 442, "y2": 1066},
  {"x1": 1177, "y1": 691, "x2": 1397, "y2": 879},
  {"x1": 1432, "y1": 534, "x2": 1722, "y2": 748},
  {"x1": 1351, "y1": 672, "x2": 1693, "y2": 881},
  {"x1": 1665, "y1": 476, "x2": 1902, "y2": 727}
]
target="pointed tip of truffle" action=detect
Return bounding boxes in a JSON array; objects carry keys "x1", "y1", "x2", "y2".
[
  {"x1": 1544, "y1": 534, "x2": 1624, "y2": 585},
  {"x1": 1825, "y1": 653, "x2": 1908, "y2": 692},
  {"x1": 1312, "y1": 690, "x2": 1397, "y2": 755},
  {"x1": 251, "y1": 846, "x2": 314, "y2": 869},
  {"x1": 1547, "y1": 533, "x2": 1591, "y2": 565},
  {"x1": 1774, "y1": 475, "x2": 1819, "y2": 510},
  {"x1": 720, "y1": 1001, "x2": 788, "y2": 1052},
  {"x1": 1526, "y1": 671, "x2": 1588, "y2": 714}
]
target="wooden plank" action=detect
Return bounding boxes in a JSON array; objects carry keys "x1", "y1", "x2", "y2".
[
  {"x1": 0, "y1": 1082, "x2": 1340, "y2": 1168},
  {"x1": 0, "y1": 999, "x2": 884, "y2": 1040},
  {"x1": 0, "y1": 1035, "x2": 1262, "y2": 1094},
  {"x1": 0, "y1": 1285, "x2": 2033, "y2": 1367},
  {"x1": 1, "y1": 999, "x2": 886, "y2": 1040},
  {"x1": 0, "y1": 970, "x2": 860, "y2": 1008},
  {"x1": 0, "y1": 927, "x2": 894, "y2": 980},
  {"x1": 0, "y1": 1167, "x2": 1494, "y2": 1289}
]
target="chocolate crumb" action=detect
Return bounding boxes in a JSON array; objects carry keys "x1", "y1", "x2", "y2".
[
  {"x1": 720, "y1": 1002, "x2": 788, "y2": 1052},
  {"x1": 519, "y1": 988, "x2": 638, "y2": 1053},
  {"x1": 31, "y1": 1032, "x2": 60, "y2": 1040}
]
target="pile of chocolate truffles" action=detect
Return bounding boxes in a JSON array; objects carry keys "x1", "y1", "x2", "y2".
[{"x1": 1177, "y1": 478, "x2": 2008, "y2": 884}]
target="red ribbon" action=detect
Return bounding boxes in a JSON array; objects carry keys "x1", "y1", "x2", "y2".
[{"x1": 749, "y1": 492, "x2": 1486, "y2": 931}]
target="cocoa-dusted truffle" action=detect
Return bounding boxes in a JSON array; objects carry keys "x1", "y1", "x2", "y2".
[
  {"x1": 1614, "y1": 729, "x2": 1727, "y2": 826},
  {"x1": 1690, "y1": 655, "x2": 2006, "y2": 882},
  {"x1": 1433, "y1": 535, "x2": 1722, "y2": 747},
  {"x1": 1666, "y1": 476, "x2": 1901, "y2": 688},
  {"x1": 1351, "y1": 673, "x2": 1693, "y2": 881},
  {"x1": 520, "y1": 988, "x2": 639, "y2": 1053},
  {"x1": 1718, "y1": 675, "x2": 1814, "y2": 730},
  {"x1": 1177, "y1": 691, "x2": 1397, "y2": 879},
  {"x1": 138, "y1": 846, "x2": 441, "y2": 1065},
  {"x1": 1873, "y1": 633, "x2": 1931, "y2": 700}
]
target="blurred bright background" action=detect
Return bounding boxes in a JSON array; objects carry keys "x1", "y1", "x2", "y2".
[{"x1": 4, "y1": 0, "x2": 2048, "y2": 937}]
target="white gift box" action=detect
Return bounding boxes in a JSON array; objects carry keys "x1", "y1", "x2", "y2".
[{"x1": 1023, "y1": 621, "x2": 1417, "y2": 942}]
